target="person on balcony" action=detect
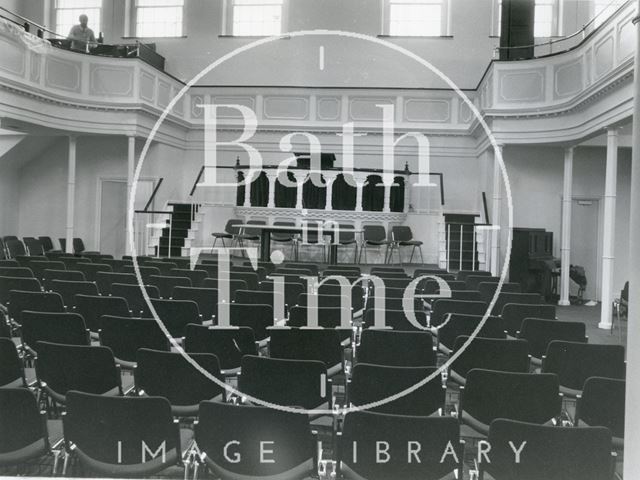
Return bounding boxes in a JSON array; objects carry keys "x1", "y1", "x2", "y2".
[{"x1": 67, "y1": 14, "x2": 96, "y2": 52}]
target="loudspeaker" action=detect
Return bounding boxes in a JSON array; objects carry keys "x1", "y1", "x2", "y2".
[{"x1": 500, "y1": 0, "x2": 535, "y2": 60}]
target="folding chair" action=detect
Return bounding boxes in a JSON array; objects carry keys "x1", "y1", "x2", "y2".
[
  {"x1": 239, "y1": 355, "x2": 328, "y2": 410},
  {"x1": 357, "y1": 329, "x2": 436, "y2": 367},
  {"x1": 8, "y1": 290, "x2": 65, "y2": 325},
  {"x1": 5, "y1": 239, "x2": 26, "y2": 258},
  {"x1": 99, "y1": 316, "x2": 170, "y2": 369},
  {"x1": 575, "y1": 377, "x2": 625, "y2": 450},
  {"x1": 465, "y1": 275, "x2": 500, "y2": 291},
  {"x1": 348, "y1": 364, "x2": 445, "y2": 416},
  {"x1": 228, "y1": 303, "x2": 274, "y2": 341},
  {"x1": 74, "y1": 262, "x2": 112, "y2": 283},
  {"x1": 149, "y1": 275, "x2": 192, "y2": 299},
  {"x1": 141, "y1": 261, "x2": 176, "y2": 276},
  {"x1": 542, "y1": 341, "x2": 626, "y2": 398},
  {"x1": 21, "y1": 312, "x2": 90, "y2": 354},
  {"x1": 338, "y1": 412, "x2": 463, "y2": 480},
  {"x1": 0, "y1": 276, "x2": 41, "y2": 305},
  {"x1": 99, "y1": 259, "x2": 132, "y2": 273},
  {"x1": 135, "y1": 348, "x2": 225, "y2": 416},
  {"x1": 456, "y1": 270, "x2": 491, "y2": 282},
  {"x1": 63, "y1": 391, "x2": 186, "y2": 477},
  {"x1": 459, "y1": 369, "x2": 562, "y2": 436},
  {"x1": 492, "y1": 292, "x2": 542, "y2": 317},
  {"x1": 430, "y1": 299, "x2": 488, "y2": 329},
  {"x1": 437, "y1": 313, "x2": 506, "y2": 355},
  {"x1": 449, "y1": 337, "x2": 530, "y2": 386},
  {"x1": 23, "y1": 238, "x2": 45, "y2": 256},
  {"x1": 0, "y1": 338, "x2": 25, "y2": 388},
  {"x1": 477, "y1": 281, "x2": 522, "y2": 302},
  {"x1": 210, "y1": 218, "x2": 242, "y2": 249},
  {"x1": 195, "y1": 402, "x2": 316, "y2": 479},
  {"x1": 0, "y1": 266, "x2": 34, "y2": 278},
  {"x1": 50, "y1": 280, "x2": 99, "y2": 309},
  {"x1": 38, "y1": 236, "x2": 59, "y2": 253},
  {"x1": 358, "y1": 225, "x2": 391, "y2": 264},
  {"x1": 259, "y1": 278, "x2": 303, "y2": 309},
  {"x1": 42, "y1": 270, "x2": 85, "y2": 290},
  {"x1": 120, "y1": 265, "x2": 161, "y2": 284},
  {"x1": 36, "y1": 342, "x2": 121, "y2": 406},
  {"x1": 95, "y1": 272, "x2": 137, "y2": 296},
  {"x1": 481, "y1": 419, "x2": 615, "y2": 480},
  {"x1": 110, "y1": 283, "x2": 160, "y2": 317},
  {"x1": 269, "y1": 327, "x2": 345, "y2": 376},
  {"x1": 184, "y1": 324, "x2": 258, "y2": 374},
  {"x1": 270, "y1": 221, "x2": 299, "y2": 260},
  {"x1": 168, "y1": 286, "x2": 216, "y2": 321},
  {"x1": 388, "y1": 225, "x2": 424, "y2": 264},
  {"x1": 27, "y1": 261, "x2": 66, "y2": 281},
  {"x1": 362, "y1": 308, "x2": 429, "y2": 331},
  {"x1": 75, "y1": 294, "x2": 131, "y2": 333},
  {"x1": 501, "y1": 303, "x2": 556, "y2": 336},
  {"x1": 150, "y1": 299, "x2": 202, "y2": 338},
  {"x1": 518, "y1": 318, "x2": 587, "y2": 366}
]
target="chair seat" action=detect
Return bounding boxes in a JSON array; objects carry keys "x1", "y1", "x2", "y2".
[
  {"x1": 238, "y1": 235, "x2": 260, "y2": 241},
  {"x1": 212, "y1": 233, "x2": 233, "y2": 239},
  {"x1": 365, "y1": 240, "x2": 389, "y2": 246},
  {"x1": 399, "y1": 240, "x2": 423, "y2": 246}
]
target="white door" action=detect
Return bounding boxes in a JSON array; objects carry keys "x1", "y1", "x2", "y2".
[{"x1": 569, "y1": 198, "x2": 601, "y2": 301}]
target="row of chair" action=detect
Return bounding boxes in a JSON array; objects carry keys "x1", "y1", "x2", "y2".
[{"x1": 0, "y1": 236, "x2": 97, "y2": 259}]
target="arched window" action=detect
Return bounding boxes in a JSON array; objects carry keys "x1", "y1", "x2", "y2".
[
  {"x1": 236, "y1": 171, "x2": 245, "y2": 206},
  {"x1": 362, "y1": 174, "x2": 384, "y2": 212},
  {"x1": 302, "y1": 174, "x2": 326, "y2": 210},
  {"x1": 250, "y1": 171, "x2": 268, "y2": 207},
  {"x1": 275, "y1": 171, "x2": 297, "y2": 208},
  {"x1": 390, "y1": 176, "x2": 405, "y2": 212},
  {"x1": 332, "y1": 174, "x2": 357, "y2": 211}
]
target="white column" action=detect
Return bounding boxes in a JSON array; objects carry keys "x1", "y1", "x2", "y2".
[
  {"x1": 65, "y1": 136, "x2": 77, "y2": 254},
  {"x1": 295, "y1": 172, "x2": 306, "y2": 210},
  {"x1": 355, "y1": 174, "x2": 366, "y2": 212},
  {"x1": 599, "y1": 128, "x2": 618, "y2": 329},
  {"x1": 559, "y1": 147, "x2": 574, "y2": 306},
  {"x1": 266, "y1": 172, "x2": 277, "y2": 208},
  {"x1": 625, "y1": 9, "x2": 640, "y2": 478},
  {"x1": 324, "y1": 172, "x2": 337, "y2": 211},
  {"x1": 243, "y1": 171, "x2": 252, "y2": 207},
  {"x1": 490, "y1": 144, "x2": 503, "y2": 276},
  {"x1": 383, "y1": 180, "x2": 392, "y2": 213},
  {"x1": 126, "y1": 135, "x2": 135, "y2": 256},
  {"x1": 403, "y1": 175, "x2": 411, "y2": 213}
]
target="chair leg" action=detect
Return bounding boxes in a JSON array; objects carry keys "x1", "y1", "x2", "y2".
[
  {"x1": 211, "y1": 237, "x2": 218, "y2": 254},
  {"x1": 353, "y1": 245, "x2": 358, "y2": 264},
  {"x1": 409, "y1": 245, "x2": 415, "y2": 263},
  {"x1": 419, "y1": 246, "x2": 424, "y2": 264}
]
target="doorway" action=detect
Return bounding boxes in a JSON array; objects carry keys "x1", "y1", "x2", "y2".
[{"x1": 568, "y1": 198, "x2": 602, "y2": 301}]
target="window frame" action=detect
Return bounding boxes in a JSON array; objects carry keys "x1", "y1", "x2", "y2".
[
  {"x1": 492, "y1": 0, "x2": 562, "y2": 39},
  {"x1": 382, "y1": 0, "x2": 452, "y2": 37},
  {"x1": 130, "y1": 0, "x2": 185, "y2": 38},
  {"x1": 223, "y1": 0, "x2": 288, "y2": 37},
  {"x1": 54, "y1": 0, "x2": 102, "y2": 37}
]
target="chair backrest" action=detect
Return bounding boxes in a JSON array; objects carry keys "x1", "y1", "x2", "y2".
[
  {"x1": 229, "y1": 303, "x2": 274, "y2": 340},
  {"x1": 239, "y1": 355, "x2": 326, "y2": 410},
  {"x1": 0, "y1": 267, "x2": 34, "y2": 278},
  {"x1": 0, "y1": 276, "x2": 41, "y2": 304},
  {"x1": 95, "y1": 271, "x2": 137, "y2": 295},
  {"x1": 21, "y1": 312, "x2": 89, "y2": 351},
  {"x1": 110, "y1": 283, "x2": 160, "y2": 317},
  {"x1": 437, "y1": 313, "x2": 506, "y2": 351},
  {"x1": 477, "y1": 281, "x2": 522, "y2": 301},
  {"x1": 135, "y1": 349, "x2": 224, "y2": 410},
  {"x1": 64, "y1": 391, "x2": 179, "y2": 473},
  {"x1": 234, "y1": 289, "x2": 282, "y2": 307},
  {"x1": 431, "y1": 299, "x2": 488, "y2": 328},
  {"x1": 542, "y1": 341, "x2": 626, "y2": 392},
  {"x1": 195, "y1": 401, "x2": 314, "y2": 479},
  {"x1": 483, "y1": 419, "x2": 613, "y2": 480},
  {"x1": 284, "y1": 262, "x2": 319, "y2": 276},
  {"x1": 225, "y1": 218, "x2": 243, "y2": 235},
  {"x1": 0, "y1": 260, "x2": 19, "y2": 268},
  {"x1": 363, "y1": 225, "x2": 387, "y2": 243},
  {"x1": 75, "y1": 294, "x2": 131, "y2": 332},
  {"x1": 339, "y1": 412, "x2": 462, "y2": 480},
  {"x1": 72, "y1": 238, "x2": 87, "y2": 254},
  {"x1": 358, "y1": 329, "x2": 435, "y2": 367},
  {"x1": 391, "y1": 225, "x2": 414, "y2": 242},
  {"x1": 98, "y1": 259, "x2": 132, "y2": 273},
  {"x1": 202, "y1": 277, "x2": 247, "y2": 302},
  {"x1": 465, "y1": 275, "x2": 500, "y2": 291},
  {"x1": 461, "y1": 369, "x2": 561, "y2": 428},
  {"x1": 8, "y1": 290, "x2": 64, "y2": 323},
  {"x1": 0, "y1": 338, "x2": 24, "y2": 388},
  {"x1": 139, "y1": 261, "x2": 175, "y2": 276},
  {"x1": 450, "y1": 337, "x2": 530, "y2": 381},
  {"x1": 0, "y1": 388, "x2": 47, "y2": 460},
  {"x1": 501, "y1": 303, "x2": 556, "y2": 336},
  {"x1": 370, "y1": 266, "x2": 406, "y2": 276},
  {"x1": 5, "y1": 239, "x2": 26, "y2": 258},
  {"x1": 27, "y1": 261, "x2": 66, "y2": 280},
  {"x1": 493, "y1": 292, "x2": 542, "y2": 316},
  {"x1": 318, "y1": 281, "x2": 365, "y2": 311},
  {"x1": 518, "y1": 318, "x2": 587, "y2": 359},
  {"x1": 120, "y1": 265, "x2": 161, "y2": 283},
  {"x1": 271, "y1": 221, "x2": 296, "y2": 242},
  {"x1": 36, "y1": 342, "x2": 120, "y2": 399},
  {"x1": 42, "y1": 269, "x2": 85, "y2": 290},
  {"x1": 362, "y1": 308, "x2": 428, "y2": 331},
  {"x1": 456, "y1": 270, "x2": 491, "y2": 282},
  {"x1": 269, "y1": 327, "x2": 343, "y2": 368},
  {"x1": 448, "y1": 290, "x2": 483, "y2": 302},
  {"x1": 38, "y1": 236, "x2": 56, "y2": 252},
  {"x1": 184, "y1": 324, "x2": 257, "y2": 371},
  {"x1": 259, "y1": 279, "x2": 302, "y2": 307},
  {"x1": 50, "y1": 280, "x2": 99, "y2": 308},
  {"x1": 243, "y1": 219, "x2": 266, "y2": 236},
  {"x1": 169, "y1": 286, "x2": 216, "y2": 320},
  {"x1": 75, "y1": 262, "x2": 112, "y2": 283},
  {"x1": 350, "y1": 364, "x2": 445, "y2": 416},
  {"x1": 149, "y1": 274, "x2": 192, "y2": 299},
  {"x1": 420, "y1": 277, "x2": 463, "y2": 295},
  {"x1": 150, "y1": 298, "x2": 201, "y2": 338},
  {"x1": 288, "y1": 305, "x2": 350, "y2": 330},
  {"x1": 23, "y1": 238, "x2": 45, "y2": 256},
  {"x1": 576, "y1": 377, "x2": 625, "y2": 438},
  {"x1": 167, "y1": 269, "x2": 207, "y2": 288},
  {"x1": 99, "y1": 316, "x2": 170, "y2": 364}
]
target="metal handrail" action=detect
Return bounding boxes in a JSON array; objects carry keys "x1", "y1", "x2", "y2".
[
  {"x1": 189, "y1": 166, "x2": 205, "y2": 197},
  {"x1": 142, "y1": 178, "x2": 163, "y2": 212},
  {"x1": 0, "y1": 6, "x2": 62, "y2": 38},
  {"x1": 495, "y1": 0, "x2": 633, "y2": 56}
]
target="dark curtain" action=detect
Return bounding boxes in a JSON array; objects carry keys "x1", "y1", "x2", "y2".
[
  {"x1": 275, "y1": 171, "x2": 297, "y2": 208},
  {"x1": 332, "y1": 174, "x2": 357, "y2": 211},
  {"x1": 236, "y1": 171, "x2": 245, "y2": 206},
  {"x1": 302, "y1": 174, "x2": 326, "y2": 210},
  {"x1": 390, "y1": 176, "x2": 405, "y2": 212},
  {"x1": 362, "y1": 175, "x2": 384, "y2": 212},
  {"x1": 250, "y1": 171, "x2": 268, "y2": 207}
]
